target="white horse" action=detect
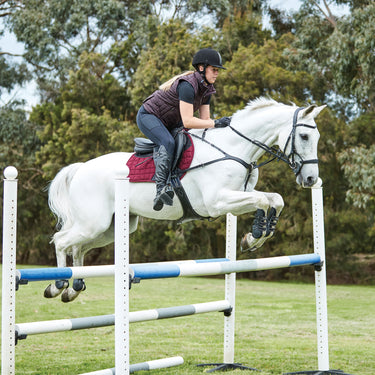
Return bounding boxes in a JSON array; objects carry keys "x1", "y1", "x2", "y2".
[{"x1": 45, "y1": 98, "x2": 325, "y2": 302}]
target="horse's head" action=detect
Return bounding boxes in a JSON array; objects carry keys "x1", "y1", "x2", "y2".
[{"x1": 278, "y1": 104, "x2": 326, "y2": 187}]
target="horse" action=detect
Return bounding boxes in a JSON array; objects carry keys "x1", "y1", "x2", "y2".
[{"x1": 44, "y1": 97, "x2": 325, "y2": 302}]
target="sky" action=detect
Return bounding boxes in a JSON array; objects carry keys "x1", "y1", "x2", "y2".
[{"x1": 0, "y1": 0, "x2": 348, "y2": 111}]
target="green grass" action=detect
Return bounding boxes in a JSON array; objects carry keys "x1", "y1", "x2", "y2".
[{"x1": 1, "y1": 266, "x2": 374, "y2": 374}]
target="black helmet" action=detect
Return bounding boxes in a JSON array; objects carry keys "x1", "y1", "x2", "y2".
[{"x1": 192, "y1": 48, "x2": 226, "y2": 70}]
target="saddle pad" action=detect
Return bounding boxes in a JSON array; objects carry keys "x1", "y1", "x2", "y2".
[{"x1": 126, "y1": 133, "x2": 194, "y2": 182}]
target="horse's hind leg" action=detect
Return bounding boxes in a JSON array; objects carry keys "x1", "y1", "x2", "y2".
[
  {"x1": 61, "y1": 245, "x2": 86, "y2": 303},
  {"x1": 59, "y1": 215, "x2": 140, "y2": 303},
  {"x1": 44, "y1": 246, "x2": 70, "y2": 298}
]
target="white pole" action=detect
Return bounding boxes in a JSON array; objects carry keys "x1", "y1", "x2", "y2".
[
  {"x1": 223, "y1": 213, "x2": 237, "y2": 364},
  {"x1": 2, "y1": 166, "x2": 18, "y2": 375},
  {"x1": 311, "y1": 178, "x2": 330, "y2": 371},
  {"x1": 114, "y1": 167, "x2": 130, "y2": 375}
]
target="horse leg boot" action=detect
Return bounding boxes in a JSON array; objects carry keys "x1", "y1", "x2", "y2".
[
  {"x1": 240, "y1": 209, "x2": 268, "y2": 252},
  {"x1": 153, "y1": 145, "x2": 174, "y2": 211}
]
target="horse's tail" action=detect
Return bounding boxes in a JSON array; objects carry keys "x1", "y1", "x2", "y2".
[{"x1": 48, "y1": 163, "x2": 83, "y2": 232}]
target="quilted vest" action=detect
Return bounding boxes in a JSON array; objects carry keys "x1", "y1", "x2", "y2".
[{"x1": 142, "y1": 71, "x2": 216, "y2": 130}]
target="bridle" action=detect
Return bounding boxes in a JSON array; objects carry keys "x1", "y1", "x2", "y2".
[
  {"x1": 281, "y1": 107, "x2": 319, "y2": 176},
  {"x1": 227, "y1": 106, "x2": 319, "y2": 177},
  {"x1": 182, "y1": 107, "x2": 319, "y2": 180}
]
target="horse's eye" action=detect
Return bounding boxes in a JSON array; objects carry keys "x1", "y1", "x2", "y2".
[{"x1": 300, "y1": 134, "x2": 309, "y2": 141}]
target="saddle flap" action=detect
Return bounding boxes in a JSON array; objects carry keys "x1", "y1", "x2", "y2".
[{"x1": 134, "y1": 138, "x2": 156, "y2": 155}]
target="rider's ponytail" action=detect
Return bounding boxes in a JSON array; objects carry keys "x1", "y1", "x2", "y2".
[{"x1": 159, "y1": 71, "x2": 195, "y2": 91}]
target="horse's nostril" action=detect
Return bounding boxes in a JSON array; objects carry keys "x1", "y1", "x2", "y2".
[{"x1": 306, "y1": 176, "x2": 317, "y2": 186}]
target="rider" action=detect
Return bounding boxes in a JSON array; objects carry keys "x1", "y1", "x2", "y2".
[{"x1": 136, "y1": 48, "x2": 231, "y2": 211}]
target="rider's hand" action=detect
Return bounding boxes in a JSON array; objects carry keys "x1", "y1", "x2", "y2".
[{"x1": 214, "y1": 117, "x2": 231, "y2": 128}]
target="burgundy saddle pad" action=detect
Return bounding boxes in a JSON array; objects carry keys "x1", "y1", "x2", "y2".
[{"x1": 126, "y1": 133, "x2": 194, "y2": 182}]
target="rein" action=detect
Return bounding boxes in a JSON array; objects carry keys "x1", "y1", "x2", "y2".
[{"x1": 178, "y1": 107, "x2": 318, "y2": 186}]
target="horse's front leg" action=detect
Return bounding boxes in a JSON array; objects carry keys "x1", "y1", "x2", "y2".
[
  {"x1": 208, "y1": 188, "x2": 271, "y2": 251},
  {"x1": 240, "y1": 192, "x2": 284, "y2": 252}
]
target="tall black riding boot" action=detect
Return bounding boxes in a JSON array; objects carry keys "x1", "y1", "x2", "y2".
[{"x1": 153, "y1": 145, "x2": 174, "y2": 211}]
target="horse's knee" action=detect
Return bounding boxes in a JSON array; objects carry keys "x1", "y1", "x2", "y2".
[
  {"x1": 268, "y1": 193, "x2": 284, "y2": 215},
  {"x1": 255, "y1": 195, "x2": 270, "y2": 212}
]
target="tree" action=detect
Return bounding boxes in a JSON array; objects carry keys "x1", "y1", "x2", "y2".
[
  {"x1": 34, "y1": 52, "x2": 138, "y2": 180},
  {"x1": 0, "y1": 104, "x2": 51, "y2": 264},
  {"x1": 214, "y1": 34, "x2": 317, "y2": 116},
  {"x1": 338, "y1": 112, "x2": 375, "y2": 214},
  {"x1": 0, "y1": 1, "x2": 30, "y2": 101},
  {"x1": 289, "y1": 1, "x2": 375, "y2": 115},
  {"x1": 7, "y1": 0, "x2": 155, "y2": 101},
  {"x1": 129, "y1": 19, "x2": 203, "y2": 109}
]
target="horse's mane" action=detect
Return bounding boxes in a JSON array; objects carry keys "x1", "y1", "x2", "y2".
[{"x1": 245, "y1": 97, "x2": 292, "y2": 112}]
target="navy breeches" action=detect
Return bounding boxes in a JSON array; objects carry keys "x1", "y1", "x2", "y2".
[{"x1": 136, "y1": 105, "x2": 175, "y2": 157}]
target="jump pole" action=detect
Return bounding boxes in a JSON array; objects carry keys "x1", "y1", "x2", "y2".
[
  {"x1": 15, "y1": 300, "x2": 231, "y2": 338},
  {"x1": 1, "y1": 166, "x2": 18, "y2": 375}
]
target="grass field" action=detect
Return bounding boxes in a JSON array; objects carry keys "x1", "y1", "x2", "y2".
[{"x1": 2, "y1": 266, "x2": 374, "y2": 375}]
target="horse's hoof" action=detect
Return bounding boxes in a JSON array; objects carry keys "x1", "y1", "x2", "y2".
[
  {"x1": 44, "y1": 284, "x2": 54, "y2": 298},
  {"x1": 61, "y1": 288, "x2": 80, "y2": 303},
  {"x1": 44, "y1": 284, "x2": 64, "y2": 298},
  {"x1": 240, "y1": 233, "x2": 259, "y2": 252}
]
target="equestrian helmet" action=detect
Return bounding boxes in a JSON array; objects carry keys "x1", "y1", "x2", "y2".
[{"x1": 192, "y1": 48, "x2": 226, "y2": 70}]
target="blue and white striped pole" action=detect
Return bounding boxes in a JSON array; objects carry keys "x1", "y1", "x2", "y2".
[
  {"x1": 130, "y1": 253, "x2": 321, "y2": 280},
  {"x1": 16, "y1": 258, "x2": 230, "y2": 282},
  {"x1": 16, "y1": 254, "x2": 320, "y2": 282}
]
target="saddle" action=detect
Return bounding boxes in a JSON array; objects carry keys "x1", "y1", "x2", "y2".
[
  {"x1": 127, "y1": 128, "x2": 193, "y2": 182},
  {"x1": 133, "y1": 127, "x2": 190, "y2": 172},
  {"x1": 126, "y1": 129, "x2": 207, "y2": 222}
]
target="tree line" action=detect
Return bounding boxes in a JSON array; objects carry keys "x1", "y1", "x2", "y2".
[{"x1": 0, "y1": 0, "x2": 374, "y2": 284}]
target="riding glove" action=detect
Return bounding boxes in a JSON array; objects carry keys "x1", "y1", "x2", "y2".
[{"x1": 214, "y1": 116, "x2": 231, "y2": 128}]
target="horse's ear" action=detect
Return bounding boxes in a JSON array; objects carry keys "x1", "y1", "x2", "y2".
[{"x1": 302, "y1": 104, "x2": 327, "y2": 118}]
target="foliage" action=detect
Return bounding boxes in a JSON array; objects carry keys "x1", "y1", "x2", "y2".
[
  {"x1": 290, "y1": 1, "x2": 375, "y2": 114},
  {"x1": 338, "y1": 146, "x2": 375, "y2": 211},
  {"x1": 34, "y1": 52, "x2": 137, "y2": 180},
  {"x1": 0, "y1": 56, "x2": 30, "y2": 97},
  {"x1": 129, "y1": 19, "x2": 203, "y2": 109},
  {"x1": 214, "y1": 34, "x2": 321, "y2": 117},
  {"x1": 0, "y1": 104, "x2": 51, "y2": 264}
]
